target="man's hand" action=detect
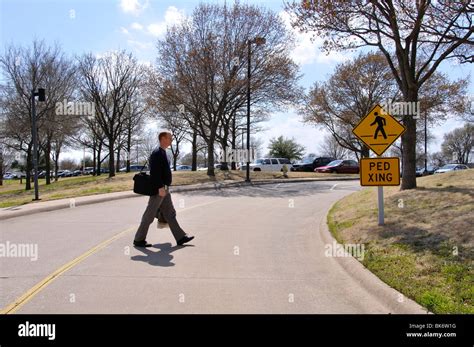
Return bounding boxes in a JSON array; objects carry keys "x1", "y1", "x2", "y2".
[{"x1": 158, "y1": 187, "x2": 167, "y2": 197}]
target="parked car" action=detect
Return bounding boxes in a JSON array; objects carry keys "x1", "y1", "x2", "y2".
[
  {"x1": 83, "y1": 167, "x2": 95, "y2": 175},
  {"x1": 291, "y1": 157, "x2": 336, "y2": 172},
  {"x1": 38, "y1": 170, "x2": 54, "y2": 178},
  {"x1": 175, "y1": 165, "x2": 192, "y2": 171},
  {"x1": 240, "y1": 158, "x2": 293, "y2": 172},
  {"x1": 314, "y1": 159, "x2": 360, "y2": 174},
  {"x1": 56, "y1": 170, "x2": 73, "y2": 177},
  {"x1": 72, "y1": 170, "x2": 82, "y2": 176},
  {"x1": 4, "y1": 171, "x2": 26, "y2": 179},
  {"x1": 416, "y1": 166, "x2": 438, "y2": 177},
  {"x1": 119, "y1": 165, "x2": 147, "y2": 172},
  {"x1": 3, "y1": 172, "x2": 15, "y2": 179},
  {"x1": 434, "y1": 164, "x2": 469, "y2": 174}
]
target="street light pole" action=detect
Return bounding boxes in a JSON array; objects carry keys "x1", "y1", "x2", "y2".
[
  {"x1": 31, "y1": 88, "x2": 45, "y2": 201},
  {"x1": 246, "y1": 37, "x2": 265, "y2": 183},
  {"x1": 246, "y1": 40, "x2": 251, "y2": 182}
]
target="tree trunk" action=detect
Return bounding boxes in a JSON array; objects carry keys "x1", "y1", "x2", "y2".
[
  {"x1": 108, "y1": 139, "x2": 115, "y2": 178},
  {"x1": 361, "y1": 145, "x2": 370, "y2": 159},
  {"x1": 54, "y1": 150, "x2": 60, "y2": 182},
  {"x1": 96, "y1": 149, "x2": 101, "y2": 176},
  {"x1": 231, "y1": 121, "x2": 236, "y2": 170},
  {"x1": 173, "y1": 154, "x2": 178, "y2": 171},
  {"x1": 126, "y1": 130, "x2": 132, "y2": 173},
  {"x1": 0, "y1": 150, "x2": 3, "y2": 186},
  {"x1": 401, "y1": 91, "x2": 418, "y2": 190},
  {"x1": 92, "y1": 142, "x2": 96, "y2": 174},
  {"x1": 192, "y1": 129, "x2": 197, "y2": 171},
  {"x1": 96, "y1": 141, "x2": 102, "y2": 176},
  {"x1": 116, "y1": 145, "x2": 121, "y2": 173},
  {"x1": 206, "y1": 132, "x2": 216, "y2": 177}
]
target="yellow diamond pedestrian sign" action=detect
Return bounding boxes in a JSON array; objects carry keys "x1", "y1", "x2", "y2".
[{"x1": 352, "y1": 104, "x2": 406, "y2": 156}]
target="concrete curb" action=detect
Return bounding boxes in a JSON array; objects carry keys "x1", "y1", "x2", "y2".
[
  {"x1": 0, "y1": 176, "x2": 358, "y2": 221},
  {"x1": 319, "y1": 200, "x2": 429, "y2": 314}
]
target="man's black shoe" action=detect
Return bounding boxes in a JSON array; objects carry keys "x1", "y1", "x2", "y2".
[
  {"x1": 133, "y1": 240, "x2": 152, "y2": 247},
  {"x1": 177, "y1": 235, "x2": 194, "y2": 246}
]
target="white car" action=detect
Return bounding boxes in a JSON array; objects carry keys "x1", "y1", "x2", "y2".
[
  {"x1": 434, "y1": 164, "x2": 469, "y2": 173},
  {"x1": 240, "y1": 158, "x2": 293, "y2": 172}
]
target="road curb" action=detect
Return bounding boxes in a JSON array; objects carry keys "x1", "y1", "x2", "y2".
[
  {"x1": 319, "y1": 199, "x2": 429, "y2": 314},
  {"x1": 0, "y1": 177, "x2": 358, "y2": 221}
]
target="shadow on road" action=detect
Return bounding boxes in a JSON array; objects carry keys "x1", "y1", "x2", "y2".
[
  {"x1": 131, "y1": 242, "x2": 194, "y2": 267},
  {"x1": 177, "y1": 182, "x2": 360, "y2": 199}
]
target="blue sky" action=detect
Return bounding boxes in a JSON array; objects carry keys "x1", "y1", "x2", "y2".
[{"x1": 1, "y1": 0, "x2": 472, "y2": 161}]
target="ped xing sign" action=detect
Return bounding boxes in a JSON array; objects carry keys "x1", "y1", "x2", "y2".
[
  {"x1": 360, "y1": 157, "x2": 400, "y2": 186},
  {"x1": 352, "y1": 104, "x2": 406, "y2": 156}
]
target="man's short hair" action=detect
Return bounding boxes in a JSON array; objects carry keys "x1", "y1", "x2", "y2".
[{"x1": 158, "y1": 131, "x2": 171, "y2": 141}]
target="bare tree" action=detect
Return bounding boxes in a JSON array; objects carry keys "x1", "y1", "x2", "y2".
[
  {"x1": 159, "y1": 111, "x2": 189, "y2": 171},
  {"x1": 77, "y1": 50, "x2": 144, "y2": 177},
  {"x1": 319, "y1": 134, "x2": 350, "y2": 160},
  {"x1": 154, "y1": 2, "x2": 301, "y2": 176},
  {"x1": 303, "y1": 52, "x2": 398, "y2": 159},
  {"x1": 0, "y1": 142, "x2": 16, "y2": 186},
  {"x1": 460, "y1": 95, "x2": 474, "y2": 123},
  {"x1": 0, "y1": 40, "x2": 76, "y2": 190},
  {"x1": 286, "y1": 0, "x2": 473, "y2": 189},
  {"x1": 303, "y1": 52, "x2": 468, "y2": 163},
  {"x1": 73, "y1": 114, "x2": 107, "y2": 175},
  {"x1": 441, "y1": 123, "x2": 474, "y2": 164}
]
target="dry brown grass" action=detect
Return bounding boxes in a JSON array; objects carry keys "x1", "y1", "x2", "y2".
[
  {"x1": 328, "y1": 169, "x2": 473, "y2": 313},
  {"x1": 0, "y1": 170, "x2": 351, "y2": 208}
]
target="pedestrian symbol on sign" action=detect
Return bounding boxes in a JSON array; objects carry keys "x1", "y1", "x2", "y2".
[{"x1": 370, "y1": 112, "x2": 387, "y2": 140}]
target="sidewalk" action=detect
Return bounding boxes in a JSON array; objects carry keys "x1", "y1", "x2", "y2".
[{"x1": 0, "y1": 176, "x2": 358, "y2": 221}]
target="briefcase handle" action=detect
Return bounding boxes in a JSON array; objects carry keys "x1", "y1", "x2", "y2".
[{"x1": 140, "y1": 159, "x2": 148, "y2": 172}]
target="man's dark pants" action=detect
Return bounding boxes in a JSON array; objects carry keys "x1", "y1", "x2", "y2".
[{"x1": 134, "y1": 191, "x2": 185, "y2": 243}]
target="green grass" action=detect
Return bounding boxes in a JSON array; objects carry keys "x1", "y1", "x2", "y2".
[{"x1": 327, "y1": 170, "x2": 474, "y2": 314}]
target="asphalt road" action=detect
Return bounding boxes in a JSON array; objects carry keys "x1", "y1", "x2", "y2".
[{"x1": 0, "y1": 181, "x2": 425, "y2": 313}]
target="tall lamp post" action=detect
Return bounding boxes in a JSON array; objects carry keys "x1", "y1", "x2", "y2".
[
  {"x1": 31, "y1": 88, "x2": 45, "y2": 201},
  {"x1": 246, "y1": 37, "x2": 266, "y2": 183}
]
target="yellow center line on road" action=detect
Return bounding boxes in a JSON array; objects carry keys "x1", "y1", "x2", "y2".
[{"x1": 0, "y1": 198, "x2": 224, "y2": 314}]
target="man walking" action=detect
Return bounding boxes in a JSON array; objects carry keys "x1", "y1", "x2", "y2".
[{"x1": 133, "y1": 131, "x2": 194, "y2": 247}]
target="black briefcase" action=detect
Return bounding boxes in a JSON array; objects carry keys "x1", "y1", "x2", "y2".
[
  {"x1": 133, "y1": 172, "x2": 155, "y2": 196},
  {"x1": 132, "y1": 160, "x2": 156, "y2": 196}
]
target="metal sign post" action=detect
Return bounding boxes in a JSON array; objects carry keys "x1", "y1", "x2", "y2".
[
  {"x1": 377, "y1": 186, "x2": 384, "y2": 226},
  {"x1": 353, "y1": 104, "x2": 406, "y2": 226}
]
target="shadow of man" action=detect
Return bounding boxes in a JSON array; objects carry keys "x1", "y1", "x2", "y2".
[{"x1": 131, "y1": 242, "x2": 194, "y2": 267}]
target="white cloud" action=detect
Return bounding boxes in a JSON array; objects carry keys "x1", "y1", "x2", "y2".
[
  {"x1": 147, "y1": 23, "x2": 165, "y2": 37},
  {"x1": 147, "y1": 6, "x2": 186, "y2": 37},
  {"x1": 131, "y1": 22, "x2": 144, "y2": 31},
  {"x1": 120, "y1": 27, "x2": 130, "y2": 35},
  {"x1": 119, "y1": 0, "x2": 149, "y2": 16},
  {"x1": 278, "y1": 11, "x2": 350, "y2": 66},
  {"x1": 127, "y1": 40, "x2": 153, "y2": 51},
  {"x1": 259, "y1": 109, "x2": 328, "y2": 157}
]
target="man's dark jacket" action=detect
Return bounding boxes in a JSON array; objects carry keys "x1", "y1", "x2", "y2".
[{"x1": 149, "y1": 147, "x2": 171, "y2": 192}]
